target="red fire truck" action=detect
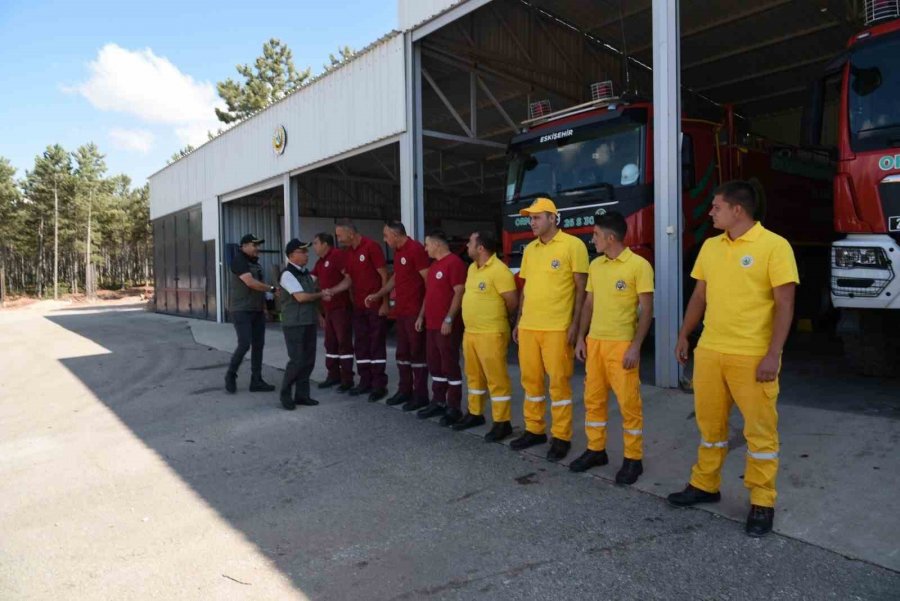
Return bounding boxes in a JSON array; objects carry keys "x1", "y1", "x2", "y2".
[
  {"x1": 502, "y1": 87, "x2": 833, "y2": 325},
  {"x1": 806, "y1": 0, "x2": 900, "y2": 375}
]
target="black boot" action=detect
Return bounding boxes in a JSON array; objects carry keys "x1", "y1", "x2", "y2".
[
  {"x1": 402, "y1": 397, "x2": 429, "y2": 412},
  {"x1": 249, "y1": 376, "x2": 275, "y2": 392},
  {"x1": 483, "y1": 421, "x2": 513, "y2": 443},
  {"x1": 667, "y1": 484, "x2": 722, "y2": 507},
  {"x1": 745, "y1": 505, "x2": 774, "y2": 537},
  {"x1": 546, "y1": 437, "x2": 571, "y2": 462},
  {"x1": 337, "y1": 381, "x2": 354, "y2": 392},
  {"x1": 615, "y1": 458, "x2": 643, "y2": 485},
  {"x1": 385, "y1": 391, "x2": 411, "y2": 406},
  {"x1": 348, "y1": 384, "x2": 371, "y2": 397},
  {"x1": 416, "y1": 403, "x2": 446, "y2": 419},
  {"x1": 368, "y1": 388, "x2": 388, "y2": 403},
  {"x1": 225, "y1": 372, "x2": 237, "y2": 394},
  {"x1": 295, "y1": 397, "x2": 320, "y2": 406},
  {"x1": 318, "y1": 378, "x2": 340, "y2": 389},
  {"x1": 451, "y1": 413, "x2": 486, "y2": 431},
  {"x1": 439, "y1": 408, "x2": 463, "y2": 427},
  {"x1": 509, "y1": 431, "x2": 548, "y2": 451},
  {"x1": 569, "y1": 449, "x2": 609, "y2": 473},
  {"x1": 279, "y1": 391, "x2": 296, "y2": 411}
]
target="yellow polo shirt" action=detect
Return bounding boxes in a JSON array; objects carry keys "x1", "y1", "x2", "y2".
[
  {"x1": 519, "y1": 229, "x2": 590, "y2": 331},
  {"x1": 586, "y1": 248, "x2": 655, "y2": 341},
  {"x1": 693, "y1": 222, "x2": 799, "y2": 356},
  {"x1": 462, "y1": 254, "x2": 517, "y2": 334}
]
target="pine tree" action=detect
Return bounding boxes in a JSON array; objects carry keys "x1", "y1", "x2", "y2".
[{"x1": 215, "y1": 38, "x2": 311, "y2": 124}]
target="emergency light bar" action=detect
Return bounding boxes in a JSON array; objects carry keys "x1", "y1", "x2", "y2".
[
  {"x1": 528, "y1": 100, "x2": 553, "y2": 121},
  {"x1": 590, "y1": 81, "x2": 614, "y2": 102},
  {"x1": 865, "y1": 0, "x2": 900, "y2": 25}
]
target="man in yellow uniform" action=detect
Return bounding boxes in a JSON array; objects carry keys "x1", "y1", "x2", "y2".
[
  {"x1": 668, "y1": 180, "x2": 798, "y2": 538},
  {"x1": 572, "y1": 211, "x2": 654, "y2": 485},
  {"x1": 453, "y1": 231, "x2": 519, "y2": 442},
  {"x1": 511, "y1": 197, "x2": 589, "y2": 461}
]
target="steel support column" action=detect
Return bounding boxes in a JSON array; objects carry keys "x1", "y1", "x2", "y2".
[
  {"x1": 652, "y1": 0, "x2": 683, "y2": 388},
  {"x1": 283, "y1": 173, "x2": 298, "y2": 245},
  {"x1": 400, "y1": 34, "x2": 425, "y2": 239}
]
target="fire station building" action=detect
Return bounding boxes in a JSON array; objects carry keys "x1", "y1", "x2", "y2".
[{"x1": 149, "y1": 0, "x2": 898, "y2": 386}]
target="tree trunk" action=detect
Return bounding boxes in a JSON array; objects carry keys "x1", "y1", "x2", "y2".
[
  {"x1": 37, "y1": 215, "x2": 44, "y2": 298},
  {"x1": 1, "y1": 248, "x2": 7, "y2": 306},
  {"x1": 53, "y1": 184, "x2": 59, "y2": 300},
  {"x1": 85, "y1": 190, "x2": 94, "y2": 300}
]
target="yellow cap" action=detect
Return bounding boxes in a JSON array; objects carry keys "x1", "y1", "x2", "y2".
[{"x1": 518, "y1": 197, "x2": 558, "y2": 216}]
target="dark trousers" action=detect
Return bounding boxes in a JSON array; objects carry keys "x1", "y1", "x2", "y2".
[
  {"x1": 282, "y1": 324, "x2": 318, "y2": 401},
  {"x1": 352, "y1": 307, "x2": 387, "y2": 390},
  {"x1": 395, "y1": 315, "x2": 428, "y2": 400},
  {"x1": 426, "y1": 324, "x2": 463, "y2": 409},
  {"x1": 228, "y1": 310, "x2": 265, "y2": 377},
  {"x1": 324, "y1": 307, "x2": 354, "y2": 385}
]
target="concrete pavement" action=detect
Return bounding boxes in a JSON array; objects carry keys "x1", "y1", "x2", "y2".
[
  {"x1": 191, "y1": 315, "x2": 900, "y2": 572},
  {"x1": 0, "y1": 304, "x2": 897, "y2": 600}
]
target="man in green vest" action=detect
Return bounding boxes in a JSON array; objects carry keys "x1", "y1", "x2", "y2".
[
  {"x1": 279, "y1": 239, "x2": 327, "y2": 410},
  {"x1": 226, "y1": 234, "x2": 277, "y2": 394}
]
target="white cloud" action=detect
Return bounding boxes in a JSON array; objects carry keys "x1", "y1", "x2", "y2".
[
  {"x1": 71, "y1": 43, "x2": 224, "y2": 146},
  {"x1": 109, "y1": 128, "x2": 155, "y2": 153}
]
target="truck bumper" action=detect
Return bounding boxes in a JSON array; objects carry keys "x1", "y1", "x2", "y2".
[{"x1": 830, "y1": 235, "x2": 900, "y2": 310}]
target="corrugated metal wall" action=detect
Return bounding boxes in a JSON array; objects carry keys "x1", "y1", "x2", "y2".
[
  {"x1": 152, "y1": 205, "x2": 213, "y2": 320},
  {"x1": 221, "y1": 193, "x2": 284, "y2": 319},
  {"x1": 149, "y1": 33, "x2": 407, "y2": 222},
  {"x1": 398, "y1": 0, "x2": 468, "y2": 31},
  {"x1": 298, "y1": 174, "x2": 400, "y2": 222}
]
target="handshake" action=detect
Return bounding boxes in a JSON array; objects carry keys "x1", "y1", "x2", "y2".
[{"x1": 321, "y1": 288, "x2": 334, "y2": 301}]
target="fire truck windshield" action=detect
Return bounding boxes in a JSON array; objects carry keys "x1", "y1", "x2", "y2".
[
  {"x1": 848, "y1": 34, "x2": 900, "y2": 153},
  {"x1": 505, "y1": 120, "x2": 644, "y2": 203}
]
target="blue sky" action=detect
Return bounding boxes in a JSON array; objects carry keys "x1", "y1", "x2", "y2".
[{"x1": 0, "y1": 0, "x2": 397, "y2": 186}]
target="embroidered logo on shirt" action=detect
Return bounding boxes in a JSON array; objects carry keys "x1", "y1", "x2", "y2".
[
  {"x1": 478, "y1": 281, "x2": 486, "y2": 291},
  {"x1": 436, "y1": 271, "x2": 444, "y2": 280},
  {"x1": 741, "y1": 255, "x2": 754, "y2": 268},
  {"x1": 359, "y1": 254, "x2": 366, "y2": 262},
  {"x1": 616, "y1": 279, "x2": 627, "y2": 291},
  {"x1": 400, "y1": 257, "x2": 407, "y2": 265},
  {"x1": 551, "y1": 259, "x2": 561, "y2": 270},
  {"x1": 324, "y1": 261, "x2": 330, "y2": 268}
]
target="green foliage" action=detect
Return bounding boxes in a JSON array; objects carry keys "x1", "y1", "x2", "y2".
[
  {"x1": 215, "y1": 38, "x2": 311, "y2": 124},
  {"x1": 0, "y1": 144, "x2": 152, "y2": 300},
  {"x1": 324, "y1": 45, "x2": 355, "y2": 72},
  {"x1": 168, "y1": 144, "x2": 196, "y2": 164}
]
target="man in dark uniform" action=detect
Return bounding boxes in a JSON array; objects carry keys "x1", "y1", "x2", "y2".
[
  {"x1": 334, "y1": 219, "x2": 389, "y2": 402},
  {"x1": 279, "y1": 239, "x2": 327, "y2": 410},
  {"x1": 311, "y1": 232, "x2": 354, "y2": 392},
  {"x1": 365, "y1": 221, "x2": 430, "y2": 411},
  {"x1": 225, "y1": 234, "x2": 276, "y2": 394},
  {"x1": 416, "y1": 229, "x2": 467, "y2": 426}
]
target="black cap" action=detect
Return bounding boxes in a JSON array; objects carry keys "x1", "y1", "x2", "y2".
[
  {"x1": 285, "y1": 238, "x2": 310, "y2": 255},
  {"x1": 240, "y1": 234, "x2": 264, "y2": 245}
]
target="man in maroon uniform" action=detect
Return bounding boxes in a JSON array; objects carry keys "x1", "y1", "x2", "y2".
[
  {"x1": 311, "y1": 232, "x2": 354, "y2": 392},
  {"x1": 416, "y1": 229, "x2": 467, "y2": 427},
  {"x1": 365, "y1": 221, "x2": 430, "y2": 411},
  {"x1": 334, "y1": 220, "x2": 389, "y2": 402}
]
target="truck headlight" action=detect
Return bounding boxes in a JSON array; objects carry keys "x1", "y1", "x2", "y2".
[{"x1": 832, "y1": 247, "x2": 889, "y2": 268}]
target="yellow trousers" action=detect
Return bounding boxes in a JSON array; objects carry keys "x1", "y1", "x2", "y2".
[
  {"x1": 690, "y1": 347, "x2": 780, "y2": 507},
  {"x1": 518, "y1": 329, "x2": 574, "y2": 441},
  {"x1": 584, "y1": 338, "x2": 643, "y2": 459},
  {"x1": 463, "y1": 331, "x2": 512, "y2": 423}
]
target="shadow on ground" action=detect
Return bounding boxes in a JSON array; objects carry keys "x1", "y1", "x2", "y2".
[{"x1": 42, "y1": 310, "x2": 899, "y2": 600}]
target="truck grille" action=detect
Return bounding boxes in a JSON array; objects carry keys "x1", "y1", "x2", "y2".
[{"x1": 832, "y1": 274, "x2": 893, "y2": 297}]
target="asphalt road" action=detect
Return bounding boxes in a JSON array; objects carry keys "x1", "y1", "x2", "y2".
[{"x1": 1, "y1": 306, "x2": 897, "y2": 600}]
